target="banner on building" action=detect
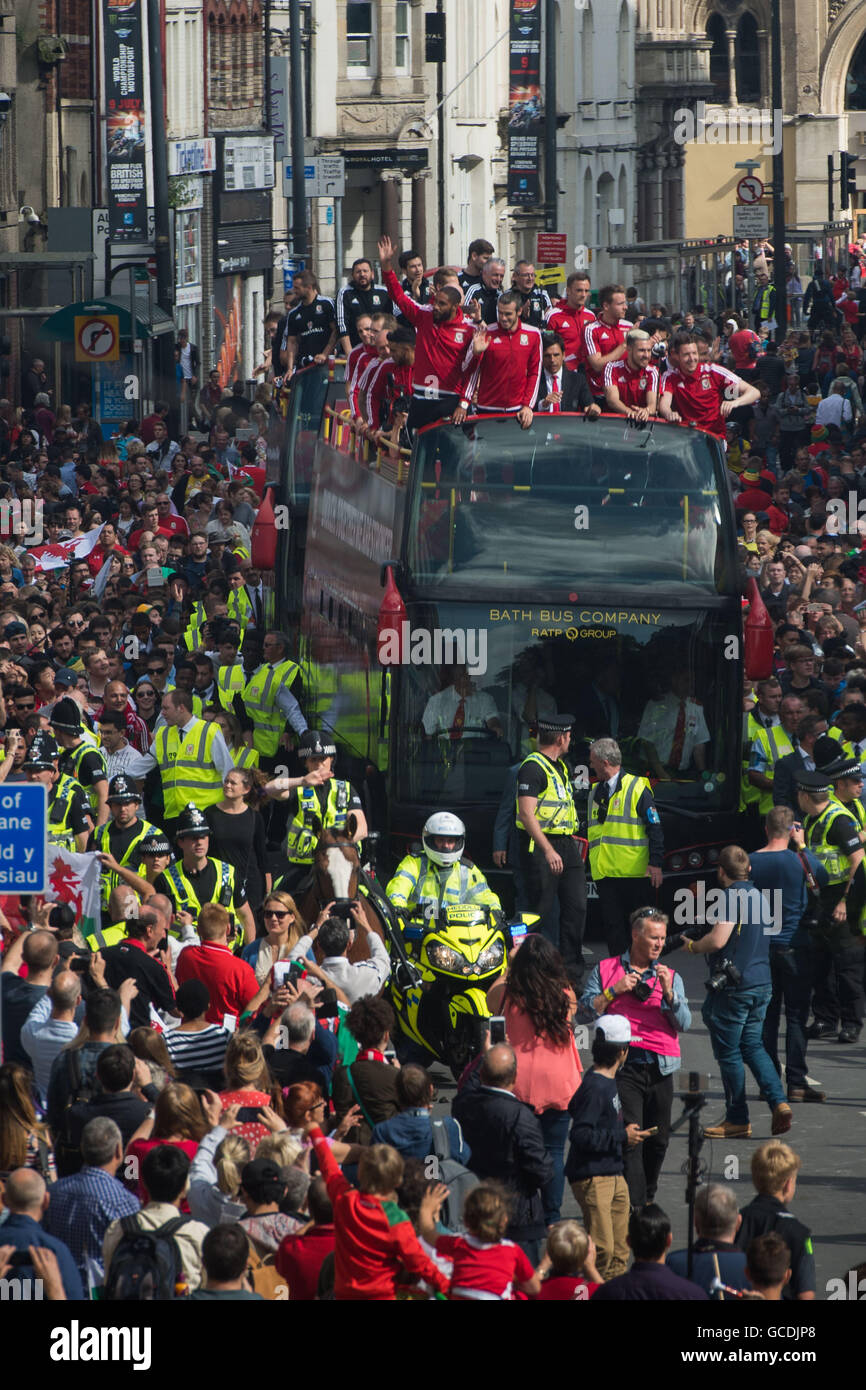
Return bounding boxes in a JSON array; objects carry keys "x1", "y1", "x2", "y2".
[
  {"x1": 507, "y1": 0, "x2": 542, "y2": 207},
  {"x1": 103, "y1": 0, "x2": 148, "y2": 242}
]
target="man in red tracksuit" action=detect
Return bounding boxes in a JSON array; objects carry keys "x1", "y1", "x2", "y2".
[
  {"x1": 457, "y1": 292, "x2": 543, "y2": 428},
  {"x1": 546, "y1": 270, "x2": 596, "y2": 369},
  {"x1": 378, "y1": 234, "x2": 475, "y2": 432},
  {"x1": 309, "y1": 1125, "x2": 449, "y2": 1300}
]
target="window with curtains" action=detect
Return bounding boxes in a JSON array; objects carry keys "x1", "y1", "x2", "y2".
[{"x1": 347, "y1": 2, "x2": 376, "y2": 75}]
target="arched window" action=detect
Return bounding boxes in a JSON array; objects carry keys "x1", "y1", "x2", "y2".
[
  {"x1": 582, "y1": 3, "x2": 594, "y2": 101},
  {"x1": 597, "y1": 171, "x2": 614, "y2": 248},
  {"x1": 846, "y1": 32, "x2": 866, "y2": 110},
  {"x1": 736, "y1": 12, "x2": 761, "y2": 103},
  {"x1": 618, "y1": 1, "x2": 630, "y2": 90},
  {"x1": 583, "y1": 167, "x2": 594, "y2": 246},
  {"x1": 706, "y1": 13, "x2": 729, "y2": 103}
]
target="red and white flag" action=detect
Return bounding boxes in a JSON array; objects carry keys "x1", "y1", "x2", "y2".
[{"x1": 30, "y1": 524, "x2": 105, "y2": 573}]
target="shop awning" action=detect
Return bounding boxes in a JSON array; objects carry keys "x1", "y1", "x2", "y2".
[{"x1": 37, "y1": 296, "x2": 175, "y2": 342}]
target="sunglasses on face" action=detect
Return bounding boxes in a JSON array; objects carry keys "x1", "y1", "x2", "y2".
[{"x1": 263, "y1": 908, "x2": 293, "y2": 919}]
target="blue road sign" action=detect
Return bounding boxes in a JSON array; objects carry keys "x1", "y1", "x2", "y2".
[
  {"x1": 283, "y1": 257, "x2": 306, "y2": 292},
  {"x1": 0, "y1": 784, "x2": 47, "y2": 891}
]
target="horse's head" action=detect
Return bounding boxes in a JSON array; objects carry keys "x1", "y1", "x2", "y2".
[{"x1": 312, "y1": 816, "x2": 361, "y2": 906}]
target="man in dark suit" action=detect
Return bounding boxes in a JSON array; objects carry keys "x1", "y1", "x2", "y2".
[
  {"x1": 535, "y1": 332, "x2": 601, "y2": 417},
  {"x1": 773, "y1": 714, "x2": 828, "y2": 810},
  {"x1": 452, "y1": 1044, "x2": 553, "y2": 1260}
]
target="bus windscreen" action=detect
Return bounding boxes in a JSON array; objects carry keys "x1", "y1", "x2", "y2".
[{"x1": 406, "y1": 416, "x2": 728, "y2": 597}]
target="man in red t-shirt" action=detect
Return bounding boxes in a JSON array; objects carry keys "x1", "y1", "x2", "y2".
[
  {"x1": 603, "y1": 330, "x2": 659, "y2": 422},
  {"x1": 175, "y1": 904, "x2": 266, "y2": 1026},
  {"x1": 659, "y1": 334, "x2": 760, "y2": 437},
  {"x1": 584, "y1": 285, "x2": 633, "y2": 400},
  {"x1": 275, "y1": 1177, "x2": 336, "y2": 1301},
  {"x1": 546, "y1": 271, "x2": 595, "y2": 368}
]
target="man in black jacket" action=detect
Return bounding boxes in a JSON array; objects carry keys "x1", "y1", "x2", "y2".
[
  {"x1": 58, "y1": 1044, "x2": 159, "y2": 1174},
  {"x1": 452, "y1": 1044, "x2": 552, "y2": 1260},
  {"x1": 772, "y1": 714, "x2": 828, "y2": 810},
  {"x1": 101, "y1": 912, "x2": 177, "y2": 1029},
  {"x1": 534, "y1": 333, "x2": 601, "y2": 417}
]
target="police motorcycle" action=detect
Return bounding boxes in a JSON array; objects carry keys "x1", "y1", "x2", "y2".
[{"x1": 362, "y1": 822, "x2": 533, "y2": 1077}]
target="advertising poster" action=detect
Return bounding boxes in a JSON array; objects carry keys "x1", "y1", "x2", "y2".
[
  {"x1": 104, "y1": 0, "x2": 148, "y2": 242},
  {"x1": 508, "y1": 0, "x2": 542, "y2": 206}
]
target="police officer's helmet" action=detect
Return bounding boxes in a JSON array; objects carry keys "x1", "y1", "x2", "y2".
[
  {"x1": 175, "y1": 803, "x2": 211, "y2": 840},
  {"x1": 107, "y1": 775, "x2": 140, "y2": 805},
  {"x1": 422, "y1": 811, "x2": 466, "y2": 867},
  {"x1": 298, "y1": 730, "x2": 337, "y2": 761},
  {"x1": 23, "y1": 732, "x2": 60, "y2": 770}
]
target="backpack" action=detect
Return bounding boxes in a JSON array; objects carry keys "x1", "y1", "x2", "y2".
[
  {"x1": 245, "y1": 1241, "x2": 285, "y2": 1300},
  {"x1": 429, "y1": 1119, "x2": 478, "y2": 1231},
  {"x1": 103, "y1": 1214, "x2": 191, "y2": 1300},
  {"x1": 53, "y1": 1049, "x2": 99, "y2": 1177}
]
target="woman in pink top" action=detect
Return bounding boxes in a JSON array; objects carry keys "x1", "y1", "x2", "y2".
[{"x1": 488, "y1": 936, "x2": 582, "y2": 1226}]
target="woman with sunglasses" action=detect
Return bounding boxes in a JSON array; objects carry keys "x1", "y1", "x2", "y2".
[
  {"x1": 132, "y1": 676, "x2": 161, "y2": 733},
  {"x1": 241, "y1": 890, "x2": 305, "y2": 986},
  {"x1": 206, "y1": 768, "x2": 270, "y2": 913}
]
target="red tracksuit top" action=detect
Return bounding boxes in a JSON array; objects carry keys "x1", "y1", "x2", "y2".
[
  {"x1": 385, "y1": 269, "x2": 475, "y2": 399},
  {"x1": 547, "y1": 302, "x2": 596, "y2": 367},
  {"x1": 461, "y1": 323, "x2": 543, "y2": 411},
  {"x1": 311, "y1": 1127, "x2": 449, "y2": 1301},
  {"x1": 347, "y1": 343, "x2": 378, "y2": 416}
]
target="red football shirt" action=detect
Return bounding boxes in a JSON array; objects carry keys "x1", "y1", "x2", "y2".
[
  {"x1": 661, "y1": 363, "x2": 741, "y2": 437},
  {"x1": 546, "y1": 304, "x2": 595, "y2": 367},
  {"x1": 603, "y1": 360, "x2": 659, "y2": 407},
  {"x1": 584, "y1": 318, "x2": 633, "y2": 395},
  {"x1": 175, "y1": 941, "x2": 259, "y2": 1024}
]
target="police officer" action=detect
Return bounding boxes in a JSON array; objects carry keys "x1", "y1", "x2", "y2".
[
  {"x1": 24, "y1": 732, "x2": 91, "y2": 852},
  {"x1": 516, "y1": 713, "x2": 586, "y2": 990},
  {"x1": 153, "y1": 803, "x2": 256, "y2": 946},
  {"x1": 792, "y1": 767, "x2": 865, "y2": 1043},
  {"x1": 387, "y1": 812, "x2": 502, "y2": 916},
  {"x1": 213, "y1": 623, "x2": 247, "y2": 714},
  {"x1": 88, "y1": 775, "x2": 159, "y2": 913},
  {"x1": 242, "y1": 630, "x2": 307, "y2": 769},
  {"x1": 50, "y1": 695, "x2": 109, "y2": 827},
  {"x1": 741, "y1": 678, "x2": 782, "y2": 813},
  {"x1": 263, "y1": 730, "x2": 367, "y2": 897},
  {"x1": 748, "y1": 695, "x2": 802, "y2": 815},
  {"x1": 587, "y1": 737, "x2": 664, "y2": 958}
]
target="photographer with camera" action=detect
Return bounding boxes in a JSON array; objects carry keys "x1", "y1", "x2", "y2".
[
  {"x1": 674, "y1": 845, "x2": 792, "y2": 1140},
  {"x1": 579, "y1": 907, "x2": 691, "y2": 1207}
]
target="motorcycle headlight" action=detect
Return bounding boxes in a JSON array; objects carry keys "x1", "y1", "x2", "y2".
[
  {"x1": 426, "y1": 941, "x2": 463, "y2": 972},
  {"x1": 476, "y1": 939, "x2": 505, "y2": 973}
]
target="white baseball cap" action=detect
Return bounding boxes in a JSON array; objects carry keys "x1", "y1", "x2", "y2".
[{"x1": 596, "y1": 1014, "x2": 642, "y2": 1045}]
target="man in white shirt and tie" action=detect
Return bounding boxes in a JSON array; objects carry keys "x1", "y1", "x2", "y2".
[
  {"x1": 637, "y1": 669, "x2": 711, "y2": 778},
  {"x1": 534, "y1": 333, "x2": 600, "y2": 417}
]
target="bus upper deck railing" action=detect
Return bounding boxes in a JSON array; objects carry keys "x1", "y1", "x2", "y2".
[{"x1": 322, "y1": 405, "x2": 412, "y2": 484}]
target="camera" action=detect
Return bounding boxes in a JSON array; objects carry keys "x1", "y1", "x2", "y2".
[
  {"x1": 631, "y1": 976, "x2": 654, "y2": 1003},
  {"x1": 330, "y1": 900, "x2": 355, "y2": 922},
  {"x1": 650, "y1": 340, "x2": 667, "y2": 361},
  {"x1": 707, "y1": 959, "x2": 742, "y2": 993}
]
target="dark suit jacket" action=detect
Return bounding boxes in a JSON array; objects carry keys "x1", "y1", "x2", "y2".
[
  {"x1": 773, "y1": 747, "x2": 810, "y2": 810},
  {"x1": 452, "y1": 1072, "x2": 553, "y2": 1238},
  {"x1": 535, "y1": 366, "x2": 593, "y2": 414}
]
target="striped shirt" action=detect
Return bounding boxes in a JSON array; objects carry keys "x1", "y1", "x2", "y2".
[{"x1": 165, "y1": 1023, "x2": 233, "y2": 1076}]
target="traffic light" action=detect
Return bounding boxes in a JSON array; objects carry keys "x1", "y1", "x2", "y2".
[{"x1": 841, "y1": 151, "x2": 858, "y2": 211}]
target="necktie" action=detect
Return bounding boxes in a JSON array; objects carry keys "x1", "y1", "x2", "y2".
[
  {"x1": 450, "y1": 697, "x2": 465, "y2": 742},
  {"x1": 551, "y1": 374, "x2": 561, "y2": 414},
  {"x1": 669, "y1": 700, "x2": 687, "y2": 771}
]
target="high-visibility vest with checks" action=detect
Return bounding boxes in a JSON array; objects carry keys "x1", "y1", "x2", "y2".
[
  {"x1": 62, "y1": 740, "x2": 107, "y2": 817},
  {"x1": 515, "y1": 753, "x2": 578, "y2": 849},
  {"x1": 153, "y1": 718, "x2": 224, "y2": 819},
  {"x1": 217, "y1": 662, "x2": 247, "y2": 713},
  {"x1": 805, "y1": 801, "x2": 855, "y2": 887},
  {"x1": 386, "y1": 853, "x2": 501, "y2": 912},
  {"x1": 752, "y1": 725, "x2": 795, "y2": 815},
  {"x1": 92, "y1": 818, "x2": 159, "y2": 909},
  {"x1": 163, "y1": 857, "x2": 235, "y2": 915},
  {"x1": 587, "y1": 773, "x2": 651, "y2": 879},
  {"x1": 48, "y1": 774, "x2": 87, "y2": 851},
  {"x1": 285, "y1": 781, "x2": 352, "y2": 864},
  {"x1": 243, "y1": 659, "x2": 300, "y2": 757}
]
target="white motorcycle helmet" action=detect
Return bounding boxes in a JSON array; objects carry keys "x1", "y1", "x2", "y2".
[{"x1": 422, "y1": 811, "x2": 466, "y2": 867}]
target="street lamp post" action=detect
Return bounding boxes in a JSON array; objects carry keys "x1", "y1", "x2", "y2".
[{"x1": 770, "y1": 0, "x2": 786, "y2": 338}]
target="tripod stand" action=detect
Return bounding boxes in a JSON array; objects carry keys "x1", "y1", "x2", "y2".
[{"x1": 668, "y1": 1074, "x2": 708, "y2": 1280}]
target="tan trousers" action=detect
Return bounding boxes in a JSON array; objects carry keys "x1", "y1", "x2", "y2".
[{"x1": 570, "y1": 1174, "x2": 630, "y2": 1279}]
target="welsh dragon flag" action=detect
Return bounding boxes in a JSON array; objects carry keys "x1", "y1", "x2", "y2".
[
  {"x1": 29, "y1": 525, "x2": 104, "y2": 574},
  {"x1": 45, "y1": 848, "x2": 103, "y2": 944}
]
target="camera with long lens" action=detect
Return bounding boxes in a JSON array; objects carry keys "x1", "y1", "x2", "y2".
[
  {"x1": 650, "y1": 340, "x2": 668, "y2": 361},
  {"x1": 706, "y1": 959, "x2": 742, "y2": 993}
]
